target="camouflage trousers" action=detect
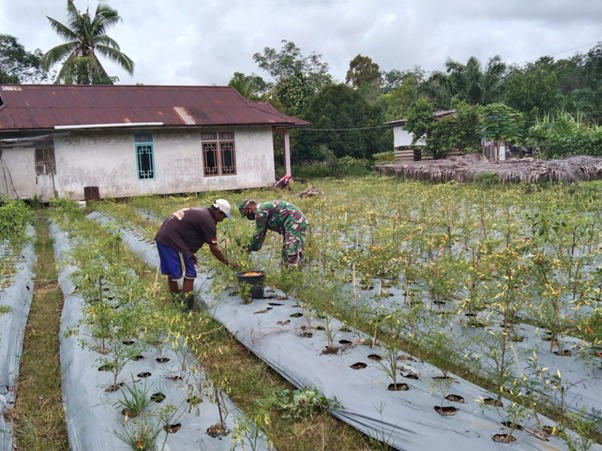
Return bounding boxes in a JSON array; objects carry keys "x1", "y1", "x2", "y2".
[{"x1": 282, "y1": 220, "x2": 307, "y2": 265}]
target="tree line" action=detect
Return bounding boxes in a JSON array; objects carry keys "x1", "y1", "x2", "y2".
[{"x1": 1, "y1": 0, "x2": 600, "y2": 164}]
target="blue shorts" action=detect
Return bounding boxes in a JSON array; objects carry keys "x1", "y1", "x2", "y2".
[{"x1": 156, "y1": 241, "x2": 196, "y2": 280}]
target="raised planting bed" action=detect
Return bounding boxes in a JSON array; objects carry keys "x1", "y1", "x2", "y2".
[
  {"x1": 96, "y1": 212, "x2": 600, "y2": 450},
  {"x1": 0, "y1": 226, "x2": 36, "y2": 450},
  {"x1": 50, "y1": 219, "x2": 271, "y2": 450}
]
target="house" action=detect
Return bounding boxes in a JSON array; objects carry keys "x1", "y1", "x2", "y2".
[{"x1": 0, "y1": 84, "x2": 308, "y2": 201}]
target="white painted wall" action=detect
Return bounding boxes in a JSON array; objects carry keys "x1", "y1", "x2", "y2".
[
  {"x1": 1, "y1": 127, "x2": 276, "y2": 201},
  {"x1": 0, "y1": 145, "x2": 36, "y2": 199},
  {"x1": 393, "y1": 125, "x2": 425, "y2": 148}
]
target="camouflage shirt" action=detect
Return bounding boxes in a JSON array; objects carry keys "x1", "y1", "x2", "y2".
[{"x1": 248, "y1": 200, "x2": 308, "y2": 251}]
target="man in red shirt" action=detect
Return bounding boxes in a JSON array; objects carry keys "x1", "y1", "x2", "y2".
[{"x1": 155, "y1": 199, "x2": 237, "y2": 310}]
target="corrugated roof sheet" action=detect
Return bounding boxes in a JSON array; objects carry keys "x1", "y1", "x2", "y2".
[{"x1": 0, "y1": 84, "x2": 309, "y2": 131}]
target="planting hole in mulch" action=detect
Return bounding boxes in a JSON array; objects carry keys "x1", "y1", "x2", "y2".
[
  {"x1": 339, "y1": 339, "x2": 353, "y2": 345},
  {"x1": 340, "y1": 327, "x2": 352, "y2": 332},
  {"x1": 164, "y1": 423, "x2": 181, "y2": 433},
  {"x1": 465, "y1": 312, "x2": 477, "y2": 317},
  {"x1": 98, "y1": 363, "x2": 114, "y2": 372},
  {"x1": 299, "y1": 332, "x2": 313, "y2": 338},
  {"x1": 350, "y1": 362, "x2": 367, "y2": 369},
  {"x1": 510, "y1": 335, "x2": 525, "y2": 343},
  {"x1": 254, "y1": 309, "x2": 270, "y2": 314},
  {"x1": 403, "y1": 372, "x2": 419, "y2": 380},
  {"x1": 207, "y1": 423, "x2": 229, "y2": 438},
  {"x1": 368, "y1": 354, "x2": 382, "y2": 361},
  {"x1": 156, "y1": 357, "x2": 170, "y2": 363},
  {"x1": 137, "y1": 372, "x2": 152, "y2": 378},
  {"x1": 321, "y1": 346, "x2": 340, "y2": 355},
  {"x1": 268, "y1": 302, "x2": 282, "y2": 306},
  {"x1": 433, "y1": 375, "x2": 454, "y2": 381},
  {"x1": 501, "y1": 421, "x2": 523, "y2": 431},
  {"x1": 122, "y1": 340, "x2": 135, "y2": 345},
  {"x1": 105, "y1": 383, "x2": 123, "y2": 392},
  {"x1": 467, "y1": 320, "x2": 487, "y2": 328},
  {"x1": 433, "y1": 300, "x2": 446, "y2": 305},
  {"x1": 132, "y1": 355, "x2": 144, "y2": 361},
  {"x1": 492, "y1": 434, "x2": 516, "y2": 443},
  {"x1": 445, "y1": 394, "x2": 464, "y2": 403},
  {"x1": 434, "y1": 406, "x2": 457, "y2": 416},
  {"x1": 316, "y1": 326, "x2": 325, "y2": 331},
  {"x1": 388, "y1": 383, "x2": 409, "y2": 391},
  {"x1": 554, "y1": 349, "x2": 572, "y2": 356},
  {"x1": 276, "y1": 319, "x2": 290, "y2": 325},
  {"x1": 290, "y1": 312, "x2": 303, "y2": 318},
  {"x1": 151, "y1": 392, "x2": 166, "y2": 403},
  {"x1": 542, "y1": 425, "x2": 556, "y2": 435},
  {"x1": 187, "y1": 396, "x2": 202, "y2": 406},
  {"x1": 121, "y1": 408, "x2": 138, "y2": 418}
]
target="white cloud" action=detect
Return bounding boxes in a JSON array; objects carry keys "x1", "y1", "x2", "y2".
[{"x1": 1, "y1": 0, "x2": 600, "y2": 85}]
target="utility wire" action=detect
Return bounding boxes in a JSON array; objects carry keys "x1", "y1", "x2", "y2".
[{"x1": 299, "y1": 124, "x2": 391, "y2": 132}]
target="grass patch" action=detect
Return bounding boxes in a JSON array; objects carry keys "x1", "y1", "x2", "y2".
[{"x1": 12, "y1": 214, "x2": 68, "y2": 450}]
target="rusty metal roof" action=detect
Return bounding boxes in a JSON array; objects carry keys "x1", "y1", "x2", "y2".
[{"x1": 0, "y1": 84, "x2": 309, "y2": 132}]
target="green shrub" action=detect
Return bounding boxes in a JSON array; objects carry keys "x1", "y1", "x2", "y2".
[
  {"x1": 372, "y1": 151, "x2": 394, "y2": 164},
  {"x1": 473, "y1": 172, "x2": 500, "y2": 185},
  {"x1": 528, "y1": 111, "x2": 602, "y2": 158},
  {"x1": 0, "y1": 199, "x2": 31, "y2": 245}
]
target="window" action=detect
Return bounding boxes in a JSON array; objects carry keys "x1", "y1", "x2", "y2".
[
  {"x1": 134, "y1": 133, "x2": 155, "y2": 180},
  {"x1": 202, "y1": 131, "x2": 236, "y2": 176},
  {"x1": 35, "y1": 142, "x2": 56, "y2": 176}
]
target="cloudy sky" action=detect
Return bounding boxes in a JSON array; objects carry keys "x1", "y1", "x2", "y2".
[{"x1": 1, "y1": 0, "x2": 600, "y2": 86}]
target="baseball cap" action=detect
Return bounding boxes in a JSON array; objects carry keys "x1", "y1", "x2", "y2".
[
  {"x1": 212, "y1": 199, "x2": 232, "y2": 219},
  {"x1": 238, "y1": 198, "x2": 254, "y2": 216}
]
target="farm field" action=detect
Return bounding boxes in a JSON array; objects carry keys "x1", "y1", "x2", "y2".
[
  {"x1": 88, "y1": 175, "x2": 601, "y2": 449},
  {"x1": 2, "y1": 176, "x2": 601, "y2": 450}
]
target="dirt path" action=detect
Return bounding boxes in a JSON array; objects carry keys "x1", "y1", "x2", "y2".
[{"x1": 12, "y1": 215, "x2": 68, "y2": 450}]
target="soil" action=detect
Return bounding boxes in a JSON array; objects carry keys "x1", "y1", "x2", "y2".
[
  {"x1": 501, "y1": 421, "x2": 523, "y2": 431},
  {"x1": 350, "y1": 362, "x2": 367, "y2": 369},
  {"x1": 132, "y1": 355, "x2": 144, "y2": 361},
  {"x1": 321, "y1": 346, "x2": 340, "y2": 355},
  {"x1": 151, "y1": 392, "x2": 166, "y2": 403},
  {"x1": 290, "y1": 312, "x2": 303, "y2": 318},
  {"x1": 299, "y1": 332, "x2": 313, "y2": 338},
  {"x1": 553, "y1": 349, "x2": 572, "y2": 356},
  {"x1": 483, "y1": 397, "x2": 503, "y2": 407},
  {"x1": 137, "y1": 372, "x2": 151, "y2": 378},
  {"x1": 206, "y1": 423, "x2": 229, "y2": 438},
  {"x1": 434, "y1": 406, "x2": 457, "y2": 416},
  {"x1": 445, "y1": 394, "x2": 464, "y2": 403},
  {"x1": 492, "y1": 434, "x2": 516, "y2": 443},
  {"x1": 105, "y1": 383, "x2": 123, "y2": 393},
  {"x1": 156, "y1": 357, "x2": 170, "y2": 363},
  {"x1": 164, "y1": 423, "x2": 182, "y2": 433},
  {"x1": 387, "y1": 383, "x2": 409, "y2": 391},
  {"x1": 403, "y1": 373, "x2": 419, "y2": 380},
  {"x1": 367, "y1": 354, "x2": 382, "y2": 361}
]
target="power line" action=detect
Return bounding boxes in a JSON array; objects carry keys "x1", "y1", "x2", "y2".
[
  {"x1": 300, "y1": 125, "x2": 390, "y2": 132},
  {"x1": 545, "y1": 39, "x2": 601, "y2": 58}
]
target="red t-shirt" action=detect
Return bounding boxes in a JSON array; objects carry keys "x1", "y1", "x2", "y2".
[{"x1": 155, "y1": 207, "x2": 217, "y2": 256}]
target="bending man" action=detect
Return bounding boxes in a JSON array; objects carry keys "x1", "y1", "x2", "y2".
[
  {"x1": 239, "y1": 199, "x2": 308, "y2": 267},
  {"x1": 155, "y1": 199, "x2": 237, "y2": 310}
]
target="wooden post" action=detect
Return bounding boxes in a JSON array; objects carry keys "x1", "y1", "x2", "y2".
[{"x1": 284, "y1": 129, "x2": 291, "y2": 176}]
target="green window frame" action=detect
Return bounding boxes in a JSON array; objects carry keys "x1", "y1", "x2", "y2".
[{"x1": 134, "y1": 133, "x2": 155, "y2": 180}]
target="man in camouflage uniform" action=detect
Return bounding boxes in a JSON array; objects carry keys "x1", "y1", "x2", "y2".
[{"x1": 238, "y1": 199, "x2": 308, "y2": 266}]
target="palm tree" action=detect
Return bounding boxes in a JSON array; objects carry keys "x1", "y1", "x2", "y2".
[
  {"x1": 444, "y1": 56, "x2": 506, "y2": 105},
  {"x1": 41, "y1": 0, "x2": 134, "y2": 84}
]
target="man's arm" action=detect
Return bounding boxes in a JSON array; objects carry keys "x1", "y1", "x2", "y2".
[
  {"x1": 248, "y1": 209, "x2": 269, "y2": 251},
  {"x1": 208, "y1": 242, "x2": 237, "y2": 268}
]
